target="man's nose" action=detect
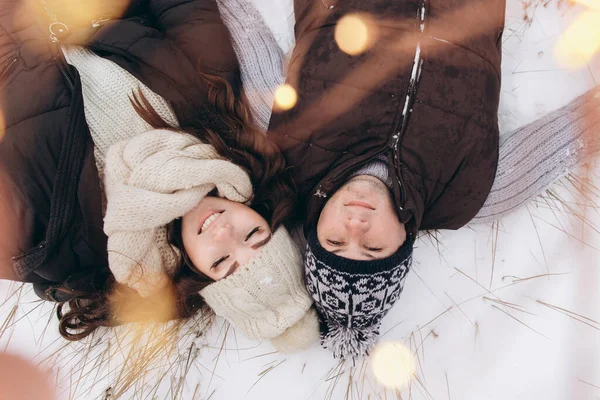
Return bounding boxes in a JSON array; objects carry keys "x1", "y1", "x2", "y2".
[{"x1": 345, "y1": 215, "x2": 369, "y2": 234}]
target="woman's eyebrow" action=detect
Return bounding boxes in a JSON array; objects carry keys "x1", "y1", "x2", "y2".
[
  {"x1": 251, "y1": 233, "x2": 272, "y2": 250},
  {"x1": 224, "y1": 261, "x2": 240, "y2": 278}
]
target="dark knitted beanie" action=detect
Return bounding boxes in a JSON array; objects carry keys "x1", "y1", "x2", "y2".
[{"x1": 304, "y1": 227, "x2": 414, "y2": 360}]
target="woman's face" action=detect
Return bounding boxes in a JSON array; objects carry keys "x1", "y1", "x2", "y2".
[{"x1": 181, "y1": 197, "x2": 272, "y2": 280}]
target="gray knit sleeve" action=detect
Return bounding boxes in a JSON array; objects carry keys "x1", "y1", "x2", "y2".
[
  {"x1": 470, "y1": 86, "x2": 600, "y2": 224},
  {"x1": 217, "y1": 0, "x2": 286, "y2": 132}
]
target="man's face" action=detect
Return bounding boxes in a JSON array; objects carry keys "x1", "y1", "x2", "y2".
[{"x1": 317, "y1": 175, "x2": 406, "y2": 260}]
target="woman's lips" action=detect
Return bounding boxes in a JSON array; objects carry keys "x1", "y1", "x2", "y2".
[
  {"x1": 344, "y1": 201, "x2": 375, "y2": 210},
  {"x1": 197, "y1": 209, "x2": 224, "y2": 233}
]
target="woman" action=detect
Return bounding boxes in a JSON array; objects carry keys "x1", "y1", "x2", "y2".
[{"x1": 0, "y1": 0, "x2": 318, "y2": 351}]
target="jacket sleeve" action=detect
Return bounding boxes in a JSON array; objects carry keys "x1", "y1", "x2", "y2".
[
  {"x1": 470, "y1": 85, "x2": 600, "y2": 224},
  {"x1": 0, "y1": 0, "x2": 109, "y2": 298},
  {"x1": 148, "y1": 0, "x2": 241, "y2": 92},
  {"x1": 217, "y1": 0, "x2": 286, "y2": 131}
]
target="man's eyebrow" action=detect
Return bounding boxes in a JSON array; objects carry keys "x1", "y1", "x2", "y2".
[
  {"x1": 224, "y1": 261, "x2": 240, "y2": 278},
  {"x1": 251, "y1": 233, "x2": 272, "y2": 250}
]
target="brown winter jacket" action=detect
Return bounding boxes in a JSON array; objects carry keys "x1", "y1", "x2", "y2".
[
  {"x1": 0, "y1": 0, "x2": 240, "y2": 300},
  {"x1": 268, "y1": 0, "x2": 505, "y2": 235}
]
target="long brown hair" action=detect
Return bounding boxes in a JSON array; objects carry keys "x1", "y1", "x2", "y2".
[{"x1": 56, "y1": 73, "x2": 296, "y2": 340}]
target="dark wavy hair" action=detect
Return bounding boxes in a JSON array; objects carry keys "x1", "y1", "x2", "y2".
[{"x1": 56, "y1": 73, "x2": 296, "y2": 341}]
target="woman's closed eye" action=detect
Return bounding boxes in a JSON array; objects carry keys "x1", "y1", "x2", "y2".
[
  {"x1": 327, "y1": 240, "x2": 343, "y2": 246},
  {"x1": 211, "y1": 254, "x2": 230, "y2": 269},
  {"x1": 245, "y1": 226, "x2": 272, "y2": 250},
  {"x1": 245, "y1": 226, "x2": 261, "y2": 241}
]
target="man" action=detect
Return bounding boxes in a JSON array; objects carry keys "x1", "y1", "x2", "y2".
[{"x1": 267, "y1": 0, "x2": 506, "y2": 359}]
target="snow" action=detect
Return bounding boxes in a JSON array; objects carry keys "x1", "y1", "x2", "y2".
[{"x1": 1, "y1": 0, "x2": 600, "y2": 399}]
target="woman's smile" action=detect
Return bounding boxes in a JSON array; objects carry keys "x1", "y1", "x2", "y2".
[{"x1": 198, "y1": 209, "x2": 224, "y2": 234}]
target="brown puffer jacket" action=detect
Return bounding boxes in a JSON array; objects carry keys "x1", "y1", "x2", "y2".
[
  {"x1": 0, "y1": 0, "x2": 239, "y2": 300},
  {"x1": 268, "y1": 0, "x2": 505, "y2": 234}
]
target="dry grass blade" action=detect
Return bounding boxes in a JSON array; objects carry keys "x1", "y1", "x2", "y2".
[
  {"x1": 411, "y1": 267, "x2": 448, "y2": 309},
  {"x1": 207, "y1": 321, "x2": 230, "y2": 392},
  {"x1": 445, "y1": 292, "x2": 475, "y2": 327},
  {"x1": 325, "y1": 360, "x2": 348, "y2": 400},
  {"x1": 419, "y1": 306, "x2": 453, "y2": 330},
  {"x1": 245, "y1": 359, "x2": 286, "y2": 396},
  {"x1": 483, "y1": 297, "x2": 536, "y2": 316},
  {"x1": 0, "y1": 282, "x2": 25, "y2": 309},
  {"x1": 0, "y1": 305, "x2": 17, "y2": 348},
  {"x1": 537, "y1": 300, "x2": 600, "y2": 330},
  {"x1": 489, "y1": 220, "x2": 500, "y2": 289},
  {"x1": 241, "y1": 350, "x2": 278, "y2": 362},
  {"x1": 511, "y1": 272, "x2": 569, "y2": 283},
  {"x1": 454, "y1": 268, "x2": 502, "y2": 302},
  {"x1": 490, "y1": 305, "x2": 549, "y2": 339},
  {"x1": 411, "y1": 374, "x2": 435, "y2": 400},
  {"x1": 578, "y1": 379, "x2": 600, "y2": 390},
  {"x1": 527, "y1": 205, "x2": 550, "y2": 275}
]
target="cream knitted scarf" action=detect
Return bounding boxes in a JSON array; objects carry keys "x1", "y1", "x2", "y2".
[{"x1": 103, "y1": 129, "x2": 253, "y2": 296}]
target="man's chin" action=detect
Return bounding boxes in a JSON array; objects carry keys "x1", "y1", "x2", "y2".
[{"x1": 345, "y1": 175, "x2": 389, "y2": 194}]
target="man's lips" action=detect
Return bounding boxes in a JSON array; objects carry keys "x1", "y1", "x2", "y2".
[{"x1": 344, "y1": 201, "x2": 375, "y2": 210}]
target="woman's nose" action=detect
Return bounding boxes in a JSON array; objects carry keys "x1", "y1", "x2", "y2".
[{"x1": 213, "y1": 223, "x2": 233, "y2": 240}]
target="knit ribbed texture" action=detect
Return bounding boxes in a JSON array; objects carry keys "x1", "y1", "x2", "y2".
[
  {"x1": 472, "y1": 86, "x2": 600, "y2": 224},
  {"x1": 201, "y1": 228, "x2": 317, "y2": 346},
  {"x1": 62, "y1": 45, "x2": 178, "y2": 179},
  {"x1": 217, "y1": 0, "x2": 286, "y2": 131},
  {"x1": 103, "y1": 129, "x2": 253, "y2": 296},
  {"x1": 270, "y1": 308, "x2": 320, "y2": 353},
  {"x1": 349, "y1": 154, "x2": 394, "y2": 189}
]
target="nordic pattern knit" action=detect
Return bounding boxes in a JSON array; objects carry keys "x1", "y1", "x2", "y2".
[{"x1": 305, "y1": 228, "x2": 413, "y2": 360}]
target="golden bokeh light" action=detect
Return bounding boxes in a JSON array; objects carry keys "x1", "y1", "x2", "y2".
[
  {"x1": 573, "y1": 0, "x2": 600, "y2": 9},
  {"x1": 371, "y1": 341, "x2": 415, "y2": 389},
  {"x1": 109, "y1": 282, "x2": 178, "y2": 324},
  {"x1": 555, "y1": 7, "x2": 600, "y2": 68},
  {"x1": 274, "y1": 84, "x2": 298, "y2": 111},
  {"x1": 26, "y1": 0, "x2": 129, "y2": 29},
  {"x1": 335, "y1": 14, "x2": 376, "y2": 56}
]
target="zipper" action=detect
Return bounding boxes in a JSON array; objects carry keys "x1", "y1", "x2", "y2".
[
  {"x1": 11, "y1": 243, "x2": 46, "y2": 261},
  {"x1": 311, "y1": 1, "x2": 428, "y2": 208},
  {"x1": 0, "y1": 57, "x2": 18, "y2": 83},
  {"x1": 52, "y1": 41, "x2": 75, "y2": 90},
  {"x1": 40, "y1": 2, "x2": 76, "y2": 90},
  {"x1": 386, "y1": 0, "x2": 427, "y2": 210}
]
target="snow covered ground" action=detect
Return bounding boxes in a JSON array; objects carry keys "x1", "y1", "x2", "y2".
[{"x1": 1, "y1": 0, "x2": 599, "y2": 399}]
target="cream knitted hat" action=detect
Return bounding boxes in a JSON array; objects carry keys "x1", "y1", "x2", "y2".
[{"x1": 201, "y1": 227, "x2": 320, "y2": 353}]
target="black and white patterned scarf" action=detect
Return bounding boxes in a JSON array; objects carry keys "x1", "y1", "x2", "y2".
[{"x1": 304, "y1": 227, "x2": 414, "y2": 361}]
